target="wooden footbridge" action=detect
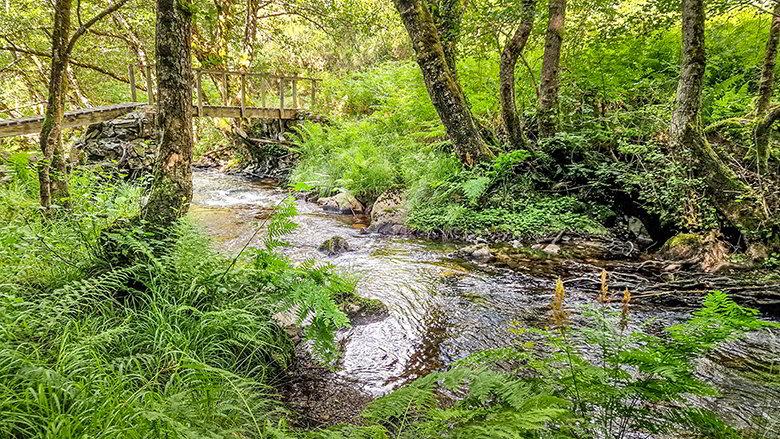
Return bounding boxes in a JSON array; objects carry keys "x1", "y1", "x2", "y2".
[{"x1": 0, "y1": 66, "x2": 318, "y2": 138}]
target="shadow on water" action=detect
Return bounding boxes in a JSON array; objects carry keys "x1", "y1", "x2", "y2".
[{"x1": 189, "y1": 170, "x2": 780, "y2": 429}]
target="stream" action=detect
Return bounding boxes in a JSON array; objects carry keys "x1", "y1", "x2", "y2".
[{"x1": 189, "y1": 170, "x2": 780, "y2": 432}]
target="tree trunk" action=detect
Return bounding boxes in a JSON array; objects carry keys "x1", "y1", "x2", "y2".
[
  {"x1": 426, "y1": 0, "x2": 463, "y2": 78},
  {"x1": 756, "y1": 1, "x2": 780, "y2": 117},
  {"x1": 537, "y1": 0, "x2": 566, "y2": 138},
  {"x1": 38, "y1": 0, "x2": 72, "y2": 209},
  {"x1": 142, "y1": 0, "x2": 194, "y2": 228},
  {"x1": 393, "y1": 0, "x2": 492, "y2": 166},
  {"x1": 754, "y1": 105, "x2": 780, "y2": 172},
  {"x1": 500, "y1": 0, "x2": 537, "y2": 148},
  {"x1": 671, "y1": 0, "x2": 772, "y2": 244}
]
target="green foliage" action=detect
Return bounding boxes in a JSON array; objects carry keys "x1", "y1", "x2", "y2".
[
  {"x1": 406, "y1": 150, "x2": 607, "y2": 239},
  {"x1": 292, "y1": 62, "x2": 606, "y2": 239},
  {"x1": 314, "y1": 292, "x2": 775, "y2": 438},
  {"x1": 0, "y1": 167, "x2": 352, "y2": 437}
]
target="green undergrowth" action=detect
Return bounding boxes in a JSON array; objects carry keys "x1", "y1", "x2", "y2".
[
  {"x1": 0, "y1": 157, "x2": 353, "y2": 438},
  {"x1": 304, "y1": 291, "x2": 778, "y2": 439},
  {"x1": 291, "y1": 12, "x2": 773, "y2": 240}
]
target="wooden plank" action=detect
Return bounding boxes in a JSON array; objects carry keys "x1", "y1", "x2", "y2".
[
  {"x1": 0, "y1": 103, "x2": 147, "y2": 138},
  {"x1": 196, "y1": 71, "x2": 204, "y2": 116},
  {"x1": 240, "y1": 74, "x2": 246, "y2": 118},
  {"x1": 196, "y1": 105, "x2": 298, "y2": 120},
  {"x1": 144, "y1": 66, "x2": 155, "y2": 105},
  {"x1": 128, "y1": 65, "x2": 137, "y2": 102}
]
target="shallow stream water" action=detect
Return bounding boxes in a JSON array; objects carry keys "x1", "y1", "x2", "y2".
[{"x1": 189, "y1": 170, "x2": 779, "y2": 432}]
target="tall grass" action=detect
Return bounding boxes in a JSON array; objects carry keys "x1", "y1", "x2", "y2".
[{"x1": 0, "y1": 156, "x2": 351, "y2": 438}]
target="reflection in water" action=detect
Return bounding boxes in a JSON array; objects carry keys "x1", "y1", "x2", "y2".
[{"x1": 190, "y1": 170, "x2": 779, "y2": 427}]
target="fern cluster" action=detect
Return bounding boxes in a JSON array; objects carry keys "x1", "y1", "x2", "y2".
[
  {"x1": 305, "y1": 292, "x2": 776, "y2": 439},
  {"x1": 0, "y1": 164, "x2": 353, "y2": 438}
]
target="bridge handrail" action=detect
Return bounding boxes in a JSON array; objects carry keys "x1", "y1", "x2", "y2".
[{"x1": 128, "y1": 63, "x2": 319, "y2": 115}]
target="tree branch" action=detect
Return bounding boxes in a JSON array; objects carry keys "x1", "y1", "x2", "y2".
[
  {"x1": 65, "y1": 0, "x2": 131, "y2": 55},
  {"x1": 0, "y1": 44, "x2": 139, "y2": 86}
]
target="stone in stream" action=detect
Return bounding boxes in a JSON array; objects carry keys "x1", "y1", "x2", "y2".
[
  {"x1": 317, "y1": 191, "x2": 364, "y2": 214},
  {"x1": 658, "y1": 231, "x2": 732, "y2": 272},
  {"x1": 318, "y1": 236, "x2": 351, "y2": 256},
  {"x1": 453, "y1": 243, "x2": 495, "y2": 263},
  {"x1": 532, "y1": 242, "x2": 561, "y2": 255},
  {"x1": 368, "y1": 189, "x2": 409, "y2": 235}
]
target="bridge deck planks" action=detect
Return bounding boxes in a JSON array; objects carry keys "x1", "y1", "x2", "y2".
[{"x1": 0, "y1": 103, "x2": 299, "y2": 138}]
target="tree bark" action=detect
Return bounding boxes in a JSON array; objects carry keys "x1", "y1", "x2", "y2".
[
  {"x1": 756, "y1": 1, "x2": 780, "y2": 117},
  {"x1": 754, "y1": 104, "x2": 780, "y2": 172},
  {"x1": 38, "y1": 0, "x2": 72, "y2": 209},
  {"x1": 500, "y1": 0, "x2": 536, "y2": 148},
  {"x1": 538, "y1": 0, "x2": 566, "y2": 138},
  {"x1": 142, "y1": 0, "x2": 194, "y2": 228},
  {"x1": 426, "y1": 0, "x2": 463, "y2": 77},
  {"x1": 393, "y1": 0, "x2": 492, "y2": 166},
  {"x1": 671, "y1": 0, "x2": 772, "y2": 244}
]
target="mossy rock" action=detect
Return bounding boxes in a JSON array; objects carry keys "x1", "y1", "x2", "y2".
[
  {"x1": 334, "y1": 291, "x2": 388, "y2": 319},
  {"x1": 318, "y1": 235, "x2": 351, "y2": 256},
  {"x1": 659, "y1": 233, "x2": 704, "y2": 260}
]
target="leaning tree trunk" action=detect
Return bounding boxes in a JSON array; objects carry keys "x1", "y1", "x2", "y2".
[
  {"x1": 671, "y1": 0, "x2": 772, "y2": 245},
  {"x1": 38, "y1": 0, "x2": 72, "y2": 209},
  {"x1": 393, "y1": 0, "x2": 492, "y2": 166},
  {"x1": 755, "y1": 1, "x2": 780, "y2": 117},
  {"x1": 142, "y1": 0, "x2": 194, "y2": 228},
  {"x1": 754, "y1": 105, "x2": 780, "y2": 173},
  {"x1": 500, "y1": 0, "x2": 537, "y2": 148},
  {"x1": 537, "y1": 0, "x2": 566, "y2": 138},
  {"x1": 426, "y1": 0, "x2": 463, "y2": 78}
]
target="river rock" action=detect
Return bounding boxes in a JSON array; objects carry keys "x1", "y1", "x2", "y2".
[
  {"x1": 659, "y1": 233, "x2": 703, "y2": 260},
  {"x1": 72, "y1": 110, "x2": 157, "y2": 179},
  {"x1": 368, "y1": 189, "x2": 409, "y2": 235},
  {"x1": 532, "y1": 243, "x2": 561, "y2": 255},
  {"x1": 658, "y1": 231, "x2": 731, "y2": 272},
  {"x1": 318, "y1": 191, "x2": 364, "y2": 214},
  {"x1": 318, "y1": 236, "x2": 351, "y2": 256},
  {"x1": 453, "y1": 243, "x2": 495, "y2": 263}
]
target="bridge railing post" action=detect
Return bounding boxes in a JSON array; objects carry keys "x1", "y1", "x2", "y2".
[
  {"x1": 310, "y1": 79, "x2": 317, "y2": 110},
  {"x1": 195, "y1": 70, "x2": 204, "y2": 116},
  {"x1": 144, "y1": 65, "x2": 155, "y2": 105},
  {"x1": 240, "y1": 73, "x2": 246, "y2": 118},
  {"x1": 261, "y1": 75, "x2": 267, "y2": 108},
  {"x1": 278, "y1": 77, "x2": 285, "y2": 117},
  {"x1": 222, "y1": 72, "x2": 229, "y2": 106},
  {"x1": 291, "y1": 78, "x2": 298, "y2": 110},
  {"x1": 128, "y1": 65, "x2": 137, "y2": 102}
]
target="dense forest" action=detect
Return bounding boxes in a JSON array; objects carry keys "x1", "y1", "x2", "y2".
[{"x1": 1, "y1": 0, "x2": 780, "y2": 437}]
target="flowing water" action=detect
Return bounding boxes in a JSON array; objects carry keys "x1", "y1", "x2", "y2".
[{"x1": 189, "y1": 170, "x2": 780, "y2": 431}]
